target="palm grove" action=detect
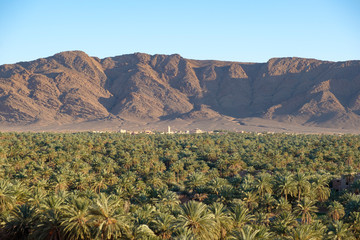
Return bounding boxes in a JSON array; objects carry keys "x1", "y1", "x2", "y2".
[{"x1": 0, "y1": 132, "x2": 360, "y2": 239}]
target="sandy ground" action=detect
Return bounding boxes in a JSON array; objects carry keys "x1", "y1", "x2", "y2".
[{"x1": 0, "y1": 117, "x2": 359, "y2": 134}]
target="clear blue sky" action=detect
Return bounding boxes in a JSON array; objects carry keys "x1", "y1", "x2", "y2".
[{"x1": 0, "y1": 0, "x2": 359, "y2": 65}]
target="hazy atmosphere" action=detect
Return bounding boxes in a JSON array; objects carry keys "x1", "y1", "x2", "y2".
[{"x1": 1, "y1": 0, "x2": 359, "y2": 65}]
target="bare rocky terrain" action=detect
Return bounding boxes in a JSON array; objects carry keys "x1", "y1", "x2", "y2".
[{"x1": 0, "y1": 51, "x2": 360, "y2": 133}]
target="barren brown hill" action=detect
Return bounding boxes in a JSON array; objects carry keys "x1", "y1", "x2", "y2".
[{"x1": 1, "y1": 51, "x2": 360, "y2": 131}]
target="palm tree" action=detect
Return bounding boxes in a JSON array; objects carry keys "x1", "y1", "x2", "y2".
[
  {"x1": 126, "y1": 222, "x2": 157, "y2": 240},
  {"x1": 209, "y1": 202, "x2": 232, "y2": 240},
  {"x1": 53, "y1": 174, "x2": 69, "y2": 193},
  {"x1": 89, "y1": 193, "x2": 129, "y2": 240},
  {"x1": 218, "y1": 185, "x2": 234, "y2": 204},
  {"x1": 33, "y1": 208, "x2": 64, "y2": 240},
  {"x1": 341, "y1": 192, "x2": 360, "y2": 213},
  {"x1": 0, "y1": 180, "x2": 15, "y2": 214},
  {"x1": 169, "y1": 161, "x2": 184, "y2": 183},
  {"x1": 151, "y1": 212, "x2": 175, "y2": 239},
  {"x1": 349, "y1": 211, "x2": 360, "y2": 238},
  {"x1": 91, "y1": 176, "x2": 108, "y2": 194},
  {"x1": 275, "y1": 173, "x2": 297, "y2": 202},
  {"x1": 254, "y1": 225, "x2": 274, "y2": 239},
  {"x1": 271, "y1": 212, "x2": 298, "y2": 236},
  {"x1": 34, "y1": 179, "x2": 49, "y2": 191},
  {"x1": 293, "y1": 172, "x2": 310, "y2": 201},
  {"x1": 260, "y1": 193, "x2": 276, "y2": 213},
  {"x1": 61, "y1": 197, "x2": 91, "y2": 240},
  {"x1": 242, "y1": 191, "x2": 259, "y2": 211},
  {"x1": 173, "y1": 228, "x2": 195, "y2": 240},
  {"x1": 72, "y1": 173, "x2": 89, "y2": 191},
  {"x1": 254, "y1": 212, "x2": 270, "y2": 226},
  {"x1": 287, "y1": 224, "x2": 322, "y2": 240},
  {"x1": 173, "y1": 201, "x2": 218, "y2": 240},
  {"x1": 311, "y1": 220, "x2": 326, "y2": 239},
  {"x1": 240, "y1": 174, "x2": 255, "y2": 192},
  {"x1": 207, "y1": 177, "x2": 230, "y2": 195},
  {"x1": 185, "y1": 173, "x2": 207, "y2": 194},
  {"x1": 351, "y1": 179, "x2": 360, "y2": 194},
  {"x1": 3, "y1": 204, "x2": 38, "y2": 240},
  {"x1": 33, "y1": 194, "x2": 66, "y2": 240},
  {"x1": 132, "y1": 204, "x2": 156, "y2": 226},
  {"x1": 230, "y1": 225, "x2": 260, "y2": 240},
  {"x1": 327, "y1": 221, "x2": 356, "y2": 240},
  {"x1": 41, "y1": 194, "x2": 66, "y2": 211},
  {"x1": 231, "y1": 204, "x2": 255, "y2": 229},
  {"x1": 254, "y1": 172, "x2": 273, "y2": 197},
  {"x1": 294, "y1": 197, "x2": 318, "y2": 224},
  {"x1": 27, "y1": 187, "x2": 47, "y2": 207},
  {"x1": 152, "y1": 188, "x2": 180, "y2": 211},
  {"x1": 275, "y1": 197, "x2": 292, "y2": 215},
  {"x1": 327, "y1": 201, "x2": 345, "y2": 221},
  {"x1": 311, "y1": 175, "x2": 330, "y2": 202}
]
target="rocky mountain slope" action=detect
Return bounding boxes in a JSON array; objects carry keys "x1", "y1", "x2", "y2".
[{"x1": 1, "y1": 51, "x2": 360, "y2": 129}]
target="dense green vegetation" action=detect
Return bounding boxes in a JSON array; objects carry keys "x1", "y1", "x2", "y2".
[{"x1": 0, "y1": 132, "x2": 360, "y2": 239}]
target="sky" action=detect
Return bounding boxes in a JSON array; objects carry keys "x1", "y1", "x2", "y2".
[{"x1": 0, "y1": 0, "x2": 359, "y2": 65}]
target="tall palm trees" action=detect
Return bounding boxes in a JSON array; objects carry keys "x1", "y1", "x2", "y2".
[
  {"x1": 33, "y1": 194, "x2": 65, "y2": 240},
  {"x1": 254, "y1": 172, "x2": 273, "y2": 197},
  {"x1": 287, "y1": 224, "x2": 323, "y2": 240},
  {"x1": 327, "y1": 201, "x2": 345, "y2": 222},
  {"x1": 242, "y1": 191, "x2": 259, "y2": 211},
  {"x1": 275, "y1": 173, "x2": 297, "y2": 202},
  {"x1": 3, "y1": 204, "x2": 37, "y2": 240},
  {"x1": 151, "y1": 212, "x2": 175, "y2": 239},
  {"x1": 151, "y1": 188, "x2": 180, "y2": 211},
  {"x1": 350, "y1": 211, "x2": 360, "y2": 238},
  {"x1": 271, "y1": 212, "x2": 298, "y2": 237},
  {"x1": 2, "y1": 131, "x2": 360, "y2": 239},
  {"x1": 293, "y1": 172, "x2": 310, "y2": 201},
  {"x1": 0, "y1": 180, "x2": 15, "y2": 214},
  {"x1": 311, "y1": 175, "x2": 330, "y2": 202},
  {"x1": 173, "y1": 200, "x2": 218, "y2": 240},
  {"x1": 185, "y1": 173, "x2": 207, "y2": 194},
  {"x1": 209, "y1": 202, "x2": 232, "y2": 240},
  {"x1": 230, "y1": 225, "x2": 260, "y2": 240},
  {"x1": 231, "y1": 204, "x2": 255, "y2": 229},
  {"x1": 89, "y1": 193, "x2": 128, "y2": 240},
  {"x1": 61, "y1": 197, "x2": 91, "y2": 240},
  {"x1": 260, "y1": 193, "x2": 276, "y2": 213},
  {"x1": 294, "y1": 197, "x2": 318, "y2": 224},
  {"x1": 275, "y1": 197, "x2": 292, "y2": 214},
  {"x1": 327, "y1": 221, "x2": 356, "y2": 240}
]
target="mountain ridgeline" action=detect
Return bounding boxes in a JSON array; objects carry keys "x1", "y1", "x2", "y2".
[{"x1": 1, "y1": 51, "x2": 360, "y2": 129}]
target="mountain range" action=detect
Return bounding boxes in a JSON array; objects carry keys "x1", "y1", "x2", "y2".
[{"x1": 0, "y1": 51, "x2": 360, "y2": 132}]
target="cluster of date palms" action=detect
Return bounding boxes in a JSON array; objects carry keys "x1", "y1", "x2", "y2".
[{"x1": 0, "y1": 132, "x2": 360, "y2": 239}]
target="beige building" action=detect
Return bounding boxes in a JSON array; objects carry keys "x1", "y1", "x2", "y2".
[
  {"x1": 190, "y1": 128, "x2": 203, "y2": 134},
  {"x1": 332, "y1": 173, "x2": 360, "y2": 191}
]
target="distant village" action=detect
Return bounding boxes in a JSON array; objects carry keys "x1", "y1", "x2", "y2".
[
  {"x1": 119, "y1": 126, "x2": 203, "y2": 135},
  {"x1": 90, "y1": 127, "x2": 348, "y2": 136},
  {"x1": 92, "y1": 126, "x2": 248, "y2": 135}
]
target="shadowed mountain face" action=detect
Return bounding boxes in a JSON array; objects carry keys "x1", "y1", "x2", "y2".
[{"x1": 0, "y1": 51, "x2": 360, "y2": 129}]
